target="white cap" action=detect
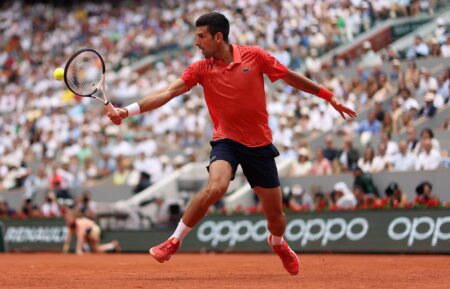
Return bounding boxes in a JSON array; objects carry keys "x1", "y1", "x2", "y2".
[
  {"x1": 424, "y1": 92, "x2": 435, "y2": 102},
  {"x1": 362, "y1": 41, "x2": 372, "y2": 49},
  {"x1": 334, "y1": 182, "x2": 351, "y2": 196},
  {"x1": 298, "y1": 147, "x2": 310, "y2": 158},
  {"x1": 291, "y1": 184, "x2": 304, "y2": 196}
]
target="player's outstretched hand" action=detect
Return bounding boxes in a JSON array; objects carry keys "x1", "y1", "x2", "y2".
[
  {"x1": 107, "y1": 108, "x2": 128, "y2": 125},
  {"x1": 329, "y1": 96, "x2": 357, "y2": 120}
]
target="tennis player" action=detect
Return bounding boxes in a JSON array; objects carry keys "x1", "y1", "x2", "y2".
[
  {"x1": 62, "y1": 210, "x2": 120, "y2": 255},
  {"x1": 108, "y1": 12, "x2": 356, "y2": 275}
]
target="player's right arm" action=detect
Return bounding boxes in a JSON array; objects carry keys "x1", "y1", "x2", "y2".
[{"x1": 108, "y1": 78, "x2": 190, "y2": 125}]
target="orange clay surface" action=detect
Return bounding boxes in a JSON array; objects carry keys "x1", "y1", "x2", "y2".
[{"x1": 0, "y1": 253, "x2": 449, "y2": 289}]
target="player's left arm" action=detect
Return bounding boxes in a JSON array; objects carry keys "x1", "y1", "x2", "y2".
[{"x1": 281, "y1": 70, "x2": 357, "y2": 120}]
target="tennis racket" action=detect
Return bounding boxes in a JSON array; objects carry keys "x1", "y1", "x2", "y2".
[{"x1": 64, "y1": 48, "x2": 117, "y2": 115}]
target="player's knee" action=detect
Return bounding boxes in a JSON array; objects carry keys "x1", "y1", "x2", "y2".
[{"x1": 200, "y1": 184, "x2": 226, "y2": 205}]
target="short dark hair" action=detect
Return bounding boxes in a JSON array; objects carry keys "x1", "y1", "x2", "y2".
[{"x1": 195, "y1": 12, "x2": 229, "y2": 43}]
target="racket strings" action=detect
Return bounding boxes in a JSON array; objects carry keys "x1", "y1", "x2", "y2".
[{"x1": 65, "y1": 51, "x2": 103, "y2": 96}]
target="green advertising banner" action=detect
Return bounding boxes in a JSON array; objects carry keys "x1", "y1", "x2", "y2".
[
  {"x1": 181, "y1": 209, "x2": 450, "y2": 253},
  {"x1": 2, "y1": 219, "x2": 67, "y2": 252},
  {"x1": 2, "y1": 209, "x2": 450, "y2": 253}
]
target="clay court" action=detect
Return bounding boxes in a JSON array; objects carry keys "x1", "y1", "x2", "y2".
[{"x1": 1, "y1": 253, "x2": 449, "y2": 289}]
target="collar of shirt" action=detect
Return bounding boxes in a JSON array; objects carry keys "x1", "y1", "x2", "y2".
[{"x1": 210, "y1": 44, "x2": 242, "y2": 69}]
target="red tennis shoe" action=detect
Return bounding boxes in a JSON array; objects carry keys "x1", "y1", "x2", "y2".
[
  {"x1": 267, "y1": 234, "x2": 299, "y2": 275},
  {"x1": 149, "y1": 237, "x2": 180, "y2": 263}
]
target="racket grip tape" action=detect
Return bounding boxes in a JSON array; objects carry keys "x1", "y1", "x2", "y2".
[{"x1": 105, "y1": 101, "x2": 118, "y2": 115}]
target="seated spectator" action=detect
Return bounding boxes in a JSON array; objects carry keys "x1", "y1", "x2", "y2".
[
  {"x1": 418, "y1": 92, "x2": 437, "y2": 118},
  {"x1": 132, "y1": 172, "x2": 152, "y2": 195},
  {"x1": 41, "y1": 191, "x2": 61, "y2": 218},
  {"x1": 384, "y1": 182, "x2": 409, "y2": 208},
  {"x1": 415, "y1": 181, "x2": 440, "y2": 206},
  {"x1": 76, "y1": 190, "x2": 97, "y2": 219},
  {"x1": 289, "y1": 148, "x2": 312, "y2": 177},
  {"x1": 54, "y1": 180, "x2": 73, "y2": 204},
  {"x1": 309, "y1": 148, "x2": 332, "y2": 176},
  {"x1": 357, "y1": 146, "x2": 375, "y2": 173},
  {"x1": 406, "y1": 126, "x2": 420, "y2": 155},
  {"x1": 406, "y1": 35, "x2": 429, "y2": 60},
  {"x1": 0, "y1": 197, "x2": 16, "y2": 218},
  {"x1": 415, "y1": 139, "x2": 441, "y2": 171},
  {"x1": 441, "y1": 36, "x2": 450, "y2": 58},
  {"x1": 380, "y1": 131, "x2": 399, "y2": 157},
  {"x1": 357, "y1": 110, "x2": 382, "y2": 134},
  {"x1": 359, "y1": 41, "x2": 382, "y2": 69},
  {"x1": 372, "y1": 142, "x2": 392, "y2": 173},
  {"x1": 391, "y1": 140, "x2": 416, "y2": 171},
  {"x1": 19, "y1": 198, "x2": 41, "y2": 218},
  {"x1": 333, "y1": 182, "x2": 357, "y2": 210},
  {"x1": 352, "y1": 165, "x2": 379, "y2": 198},
  {"x1": 418, "y1": 127, "x2": 441, "y2": 152},
  {"x1": 286, "y1": 184, "x2": 314, "y2": 212},
  {"x1": 338, "y1": 137, "x2": 360, "y2": 171},
  {"x1": 323, "y1": 135, "x2": 340, "y2": 162}
]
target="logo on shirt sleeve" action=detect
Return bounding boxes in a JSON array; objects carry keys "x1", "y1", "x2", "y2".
[{"x1": 243, "y1": 67, "x2": 250, "y2": 73}]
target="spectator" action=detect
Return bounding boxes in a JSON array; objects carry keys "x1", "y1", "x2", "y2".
[
  {"x1": 41, "y1": 191, "x2": 61, "y2": 218},
  {"x1": 352, "y1": 165, "x2": 379, "y2": 197},
  {"x1": 338, "y1": 137, "x2": 360, "y2": 171},
  {"x1": 0, "y1": 197, "x2": 16, "y2": 218},
  {"x1": 441, "y1": 36, "x2": 450, "y2": 58},
  {"x1": 309, "y1": 148, "x2": 333, "y2": 176},
  {"x1": 19, "y1": 198, "x2": 41, "y2": 218},
  {"x1": 415, "y1": 181, "x2": 440, "y2": 206},
  {"x1": 333, "y1": 182, "x2": 357, "y2": 210},
  {"x1": 384, "y1": 182, "x2": 409, "y2": 208},
  {"x1": 372, "y1": 142, "x2": 392, "y2": 173},
  {"x1": 359, "y1": 41, "x2": 382, "y2": 69},
  {"x1": 406, "y1": 35, "x2": 429, "y2": 60},
  {"x1": 289, "y1": 148, "x2": 312, "y2": 177},
  {"x1": 415, "y1": 138, "x2": 441, "y2": 171},
  {"x1": 418, "y1": 127, "x2": 441, "y2": 152},
  {"x1": 132, "y1": 172, "x2": 152, "y2": 195},
  {"x1": 76, "y1": 190, "x2": 97, "y2": 219},
  {"x1": 418, "y1": 92, "x2": 437, "y2": 118},
  {"x1": 357, "y1": 146, "x2": 375, "y2": 173},
  {"x1": 357, "y1": 110, "x2": 382, "y2": 134},
  {"x1": 323, "y1": 135, "x2": 340, "y2": 162},
  {"x1": 286, "y1": 184, "x2": 314, "y2": 212},
  {"x1": 392, "y1": 140, "x2": 416, "y2": 171},
  {"x1": 406, "y1": 126, "x2": 420, "y2": 155}
]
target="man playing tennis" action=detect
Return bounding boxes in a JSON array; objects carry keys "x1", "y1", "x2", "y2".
[{"x1": 108, "y1": 12, "x2": 356, "y2": 275}]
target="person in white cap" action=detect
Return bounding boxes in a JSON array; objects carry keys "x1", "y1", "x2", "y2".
[
  {"x1": 333, "y1": 182, "x2": 357, "y2": 209},
  {"x1": 359, "y1": 40, "x2": 382, "y2": 68}
]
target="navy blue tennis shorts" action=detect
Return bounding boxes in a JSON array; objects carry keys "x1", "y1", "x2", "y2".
[{"x1": 208, "y1": 138, "x2": 280, "y2": 188}]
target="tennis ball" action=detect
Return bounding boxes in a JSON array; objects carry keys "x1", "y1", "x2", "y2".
[{"x1": 53, "y1": 68, "x2": 64, "y2": 81}]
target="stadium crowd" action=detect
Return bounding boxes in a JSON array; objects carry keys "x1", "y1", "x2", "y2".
[{"x1": 0, "y1": 0, "x2": 449, "y2": 220}]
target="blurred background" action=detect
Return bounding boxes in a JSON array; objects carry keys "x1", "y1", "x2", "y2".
[{"x1": 0, "y1": 0, "x2": 449, "y2": 253}]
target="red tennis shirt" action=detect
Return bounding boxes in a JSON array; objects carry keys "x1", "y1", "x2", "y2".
[{"x1": 181, "y1": 45, "x2": 289, "y2": 147}]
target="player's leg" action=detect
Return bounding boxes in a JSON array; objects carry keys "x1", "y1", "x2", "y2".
[
  {"x1": 149, "y1": 141, "x2": 237, "y2": 263},
  {"x1": 253, "y1": 186, "x2": 285, "y2": 237},
  {"x1": 182, "y1": 160, "x2": 233, "y2": 227},
  {"x1": 239, "y1": 144, "x2": 299, "y2": 275}
]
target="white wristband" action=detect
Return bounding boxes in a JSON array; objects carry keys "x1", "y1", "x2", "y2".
[{"x1": 125, "y1": 102, "x2": 141, "y2": 117}]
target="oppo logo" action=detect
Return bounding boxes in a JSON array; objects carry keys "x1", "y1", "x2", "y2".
[
  {"x1": 197, "y1": 218, "x2": 369, "y2": 247},
  {"x1": 388, "y1": 216, "x2": 450, "y2": 246}
]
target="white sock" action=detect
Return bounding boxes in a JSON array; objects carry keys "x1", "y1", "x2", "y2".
[
  {"x1": 170, "y1": 219, "x2": 192, "y2": 242},
  {"x1": 271, "y1": 234, "x2": 284, "y2": 246}
]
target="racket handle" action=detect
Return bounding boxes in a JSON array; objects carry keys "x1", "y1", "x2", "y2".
[{"x1": 105, "y1": 101, "x2": 118, "y2": 115}]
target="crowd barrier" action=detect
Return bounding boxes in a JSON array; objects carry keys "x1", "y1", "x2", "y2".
[{"x1": 1, "y1": 209, "x2": 449, "y2": 254}]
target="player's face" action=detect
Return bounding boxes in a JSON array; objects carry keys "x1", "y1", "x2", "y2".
[{"x1": 195, "y1": 26, "x2": 219, "y2": 59}]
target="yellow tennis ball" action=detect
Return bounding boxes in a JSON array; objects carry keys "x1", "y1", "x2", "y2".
[{"x1": 53, "y1": 68, "x2": 64, "y2": 81}]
